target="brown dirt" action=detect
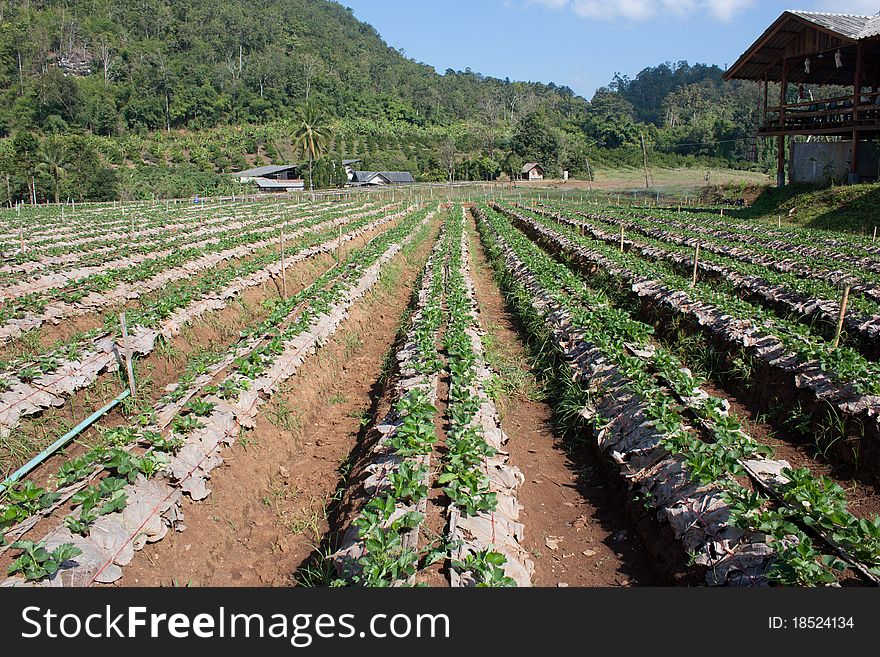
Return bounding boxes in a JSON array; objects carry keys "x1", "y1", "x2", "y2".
[
  {"x1": 418, "y1": 349, "x2": 450, "y2": 587},
  {"x1": 115, "y1": 218, "x2": 440, "y2": 587},
  {"x1": 464, "y1": 212, "x2": 659, "y2": 587}
]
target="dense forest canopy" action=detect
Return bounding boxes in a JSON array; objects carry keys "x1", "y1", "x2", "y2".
[{"x1": 0, "y1": 0, "x2": 771, "y2": 201}]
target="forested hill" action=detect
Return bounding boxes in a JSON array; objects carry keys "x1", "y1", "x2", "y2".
[
  {"x1": 0, "y1": 0, "x2": 587, "y2": 135},
  {"x1": 0, "y1": 0, "x2": 767, "y2": 202}
]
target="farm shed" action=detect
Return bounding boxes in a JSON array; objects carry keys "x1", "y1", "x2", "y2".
[
  {"x1": 349, "y1": 171, "x2": 415, "y2": 186},
  {"x1": 232, "y1": 164, "x2": 300, "y2": 183},
  {"x1": 252, "y1": 177, "x2": 305, "y2": 192},
  {"x1": 725, "y1": 10, "x2": 880, "y2": 186},
  {"x1": 522, "y1": 163, "x2": 544, "y2": 180}
]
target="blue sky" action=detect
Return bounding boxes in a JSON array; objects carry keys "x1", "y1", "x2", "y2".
[{"x1": 340, "y1": 0, "x2": 880, "y2": 99}]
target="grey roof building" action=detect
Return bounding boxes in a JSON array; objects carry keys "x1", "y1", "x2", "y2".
[
  {"x1": 232, "y1": 164, "x2": 299, "y2": 182},
  {"x1": 349, "y1": 171, "x2": 415, "y2": 185}
]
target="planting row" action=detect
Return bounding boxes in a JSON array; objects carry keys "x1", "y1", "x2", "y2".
[
  {"x1": 0, "y1": 205, "x2": 412, "y2": 451},
  {"x1": 0, "y1": 202, "x2": 399, "y2": 344},
  {"x1": 522, "y1": 202, "x2": 880, "y2": 359},
  {"x1": 332, "y1": 207, "x2": 532, "y2": 587},
  {"x1": 563, "y1": 202, "x2": 880, "y2": 304},
  {"x1": 503, "y1": 204, "x2": 880, "y2": 427},
  {"x1": 476, "y1": 203, "x2": 880, "y2": 585},
  {"x1": 0, "y1": 200, "x2": 380, "y2": 311},
  {"x1": 0, "y1": 205, "x2": 438, "y2": 586}
]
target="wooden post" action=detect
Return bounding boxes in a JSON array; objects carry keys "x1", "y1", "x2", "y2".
[
  {"x1": 873, "y1": 226, "x2": 877, "y2": 243},
  {"x1": 337, "y1": 223, "x2": 342, "y2": 264},
  {"x1": 119, "y1": 313, "x2": 137, "y2": 399},
  {"x1": 832, "y1": 285, "x2": 851, "y2": 349},
  {"x1": 280, "y1": 226, "x2": 286, "y2": 298},
  {"x1": 640, "y1": 133, "x2": 650, "y2": 189},
  {"x1": 777, "y1": 58, "x2": 788, "y2": 188},
  {"x1": 778, "y1": 215, "x2": 782, "y2": 229},
  {"x1": 691, "y1": 244, "x2": 701, "y2": 288},
  {"x1": 619, "y1": 222, "x2": 625, "y2": 252},
  {"x1": 19, "y1": 207, "x2": 24, "y2": 253},
  {"x1": 851, "y1": 41, "x2": 864, "y2": 183},
  {"x1": 763, "y1": 72, "x2": 769, "y2": 129}
]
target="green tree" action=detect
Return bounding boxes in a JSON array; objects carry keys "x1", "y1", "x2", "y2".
[
  {"x1": 511, "y1": 111, "x2": 558, "y2": 175},
  {"x1": 292, "y1": 101, "x2": 332, "y2": 191},
  {"x1": 36, "y1": 134, "x2": 67, "y2": 203}
]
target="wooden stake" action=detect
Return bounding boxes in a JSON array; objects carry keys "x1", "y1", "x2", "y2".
[
  {"x1": 119, "y1": 313, "x2": 137, "y2": 399},
  {"x1": 280, "y1": 227, "x2": 286, "y2": 298},
  {"x1": 832, "y1": 285, "x2": 851, "y2": 349},
  {"x1": 873, "y1": 226, "x2": 877, "y2": 244},
  {"x1": 619, "y1": 223, "x2": 625, "y2": 252},
  {"x1": 778, "y1": 215, "x2": 782, "y2": 229},
  {"x1": 337, "y1": 223, "x2": 342, "y2": 264},
  {"x1": 691, "y1": 244, "x2": 701, "y2": 288}
]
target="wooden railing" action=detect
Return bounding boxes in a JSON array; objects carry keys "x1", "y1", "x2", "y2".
[{"x1": 762, "y1": 92, "x2": 880, "y2": 132}]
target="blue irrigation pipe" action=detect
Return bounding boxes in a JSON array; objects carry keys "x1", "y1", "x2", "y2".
[{"x1": 0, "y1": 388, "x2": 130, "y2": 495}]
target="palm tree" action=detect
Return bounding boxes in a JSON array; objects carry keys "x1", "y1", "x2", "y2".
[
  {"x1": 292, "y1": 101, "x2": 331, "y2": 191},
  {"x1": 37, "y1": 135, "x2": 67, "y2": 204}
]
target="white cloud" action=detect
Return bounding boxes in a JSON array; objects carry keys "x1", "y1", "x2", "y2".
[{"x1": 525, "y1": 0, "x2": 754, "y2": 22}]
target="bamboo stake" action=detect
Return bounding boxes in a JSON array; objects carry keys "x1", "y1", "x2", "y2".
[
  {"x1": 280, "y1": 226, "x2": 286, "y2": 298},
  {"x1": 832, "y1": 286, "x2": 851, "y2": 349},
  {"x1": 619, "y1": 223, "x2": 625, "y2": 252},
  {"x1": 119, "y1": 313, "x2": 137, "y2": 399},
  {"x1": 691, "y1": 244, "x2": 701, "y2": 288},
  {"x1": 337, "y1": 223, "x2": 342, "y2": 264},
  {"x1": 873, "y1": 226, "x2": 877, "y2": 244},
  {"x1": 778, "y1": 215, "x2": 782, "y2": 229}
]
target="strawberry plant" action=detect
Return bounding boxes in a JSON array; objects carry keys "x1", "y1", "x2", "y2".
[
  {"x1": 7, "y1": 540, "x2": 82, "y2": 581},
  {"x1": 452, "y1": 550, "x2": 516, "y2": 587}
]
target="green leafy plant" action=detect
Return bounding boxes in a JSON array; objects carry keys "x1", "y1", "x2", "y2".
[{"x1": 7, "y1": 541, "x2": 82, "y2": 581}]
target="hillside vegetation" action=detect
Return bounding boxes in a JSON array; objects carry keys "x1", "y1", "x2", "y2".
[{"x1": 0, "y1": 0, "x2": 769, "y2": 201}]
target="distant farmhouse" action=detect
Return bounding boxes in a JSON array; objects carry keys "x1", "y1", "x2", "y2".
[
  {"x1": 232, "y1": 161, "x2": 414, "y2": 191},
  {"x1": 232, "y1": 164, "x2": 304, "y2": 192},
  {"x1": 521, "y1": 163, "x2": 544, "y2": 181},
  {"x1": 349, "y1": 170, "x2": 415, "y2": 186}
]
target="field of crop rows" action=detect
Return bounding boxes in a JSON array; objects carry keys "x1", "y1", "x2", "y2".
[{"x1": 1, "y1": 192, "x2": 878, "y2": 587}]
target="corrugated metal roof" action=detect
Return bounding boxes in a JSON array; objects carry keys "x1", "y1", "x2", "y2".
[
  {"x1": 378, "y1": 171, "x2": 414, "y2": 183},
  {"x1": 234, "y1": 164, "x2": 298, "y2": 177},
  {"x1": 350, "y1": 171, "x2": 414, "y2": 184},
  {"x1": 252, "y1": 177, "x2": 304, "y2": 189},
  {"x1": 789, "y1": 11, "x2": 873, "y2": 39},
  {"x1": 725, "y1": 10, "x2": 880, "y2": 82},
  {"x1": 521, "y1": 163, "x2": 542, "y2": 174},
  {"x1": 859, "y1": 14, "x2": 880, "y2": 38},
  {"x1": 342, "y1": 159, "x2": 362, "y2": 166}
]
